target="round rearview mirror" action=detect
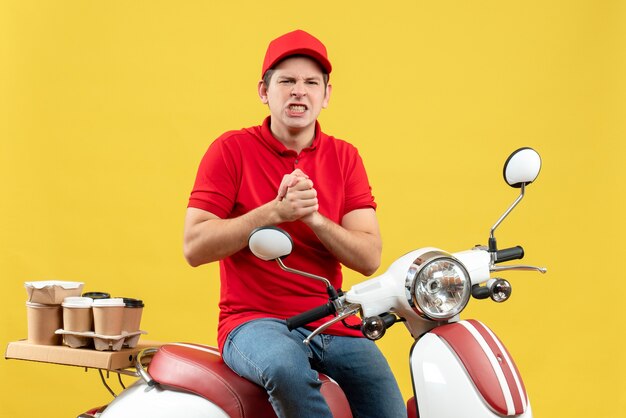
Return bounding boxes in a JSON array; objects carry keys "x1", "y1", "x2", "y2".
[
  {"x1": 503, "y1": 147, "x2": 542, "y2": 188},
  {"x1": 248, "y1": 227, "x2": 293, "y2": 261}
]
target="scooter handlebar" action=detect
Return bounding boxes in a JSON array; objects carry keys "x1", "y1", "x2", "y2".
[
  {"x1": 286, "y1": 302, "x2": 336, "y2": 331},
  {"x1": 495, "y1": 246, "x2": 524, "y2": 263}
]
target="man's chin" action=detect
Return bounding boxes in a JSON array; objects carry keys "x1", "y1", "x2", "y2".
[{"x1": 283, "y1": 117, "x2": 314, "y2": 130}]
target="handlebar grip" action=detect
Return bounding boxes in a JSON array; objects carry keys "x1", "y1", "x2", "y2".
[
  {"x1": 495, "y1": 246, "x2": 524, "y2": 263},
  {"x1": 286, "y1": 302, "x2": 336, "y2": 331}
]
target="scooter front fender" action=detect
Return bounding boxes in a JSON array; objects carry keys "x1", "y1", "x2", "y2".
[
  {"x1": 99, "y1": 379, "x2": 229, "y2": 418},
  {"x1": 410, "y1": 320, "x2": 532, "y2": 418}
]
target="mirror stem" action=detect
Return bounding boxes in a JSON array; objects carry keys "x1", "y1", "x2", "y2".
[
  {"x1": 276, "y1": 258, "x2": 339, "y2": 300},
  {"x1": 489, "y1": 183, "x2": 526, "y2": 254}
]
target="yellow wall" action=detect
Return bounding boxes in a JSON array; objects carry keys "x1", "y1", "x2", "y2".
[{"x1": 1, "y1": 1, "x2": 624, "y2": 417}]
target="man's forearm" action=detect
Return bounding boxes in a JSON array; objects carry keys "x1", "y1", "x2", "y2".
[
  {"x1": 305, "y1": 211, "x2": 382, "y2": 276},
  {"x1": 184, "y1": 203, "x2": 280, "y2": 267}
]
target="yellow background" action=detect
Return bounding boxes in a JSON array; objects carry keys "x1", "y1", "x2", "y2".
[{"x1": 1, "y1": 1, "x2": 624, "y2": 417}]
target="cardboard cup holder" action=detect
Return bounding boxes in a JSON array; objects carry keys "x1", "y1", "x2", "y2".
[{"x1": 55, "y1": 329, "x2": 147, "y2": 351}]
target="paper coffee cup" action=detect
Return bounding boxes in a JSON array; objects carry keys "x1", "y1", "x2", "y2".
[
  {"x1": 26, "y1": 302, "x2": 62, "y2": 345},
  {"x1": 92, "y1": 298, "x2": 125, "y2": 336},
  {"x1": 121, "y1": 298, "x2": 144, "y2": 333},
  {"x1": 62, "y1": 297, "x2": 94, "y2": 332}
]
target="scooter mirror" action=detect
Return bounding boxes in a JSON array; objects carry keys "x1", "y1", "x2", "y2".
[
  {"x1": 503, "y1": 147, "x2": 542, "y2": 188},
  {"x1": 248, "y1": 226, "x2": 293, "y2": 261}
]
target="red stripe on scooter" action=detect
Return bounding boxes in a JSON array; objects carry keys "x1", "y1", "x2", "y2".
[
  {"x1": 432, "y1": 323, "x2": 509, "y2": 415},
  {"x1": 468, "y1": 320, "x2": 528, "y2": 414}
]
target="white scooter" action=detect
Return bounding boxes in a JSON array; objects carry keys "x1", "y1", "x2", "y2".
[{"x1": 82, "y1": 147, "x2": 546, "y2": 418}]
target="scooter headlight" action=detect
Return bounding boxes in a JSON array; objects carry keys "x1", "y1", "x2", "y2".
[{"x1": 406, "y1": 251, "x2": 471, "y2": 320}]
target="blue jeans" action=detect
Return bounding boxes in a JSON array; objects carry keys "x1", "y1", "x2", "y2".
[{"x1": 222, "y1": 318, "x2": 406, "y2": 418}]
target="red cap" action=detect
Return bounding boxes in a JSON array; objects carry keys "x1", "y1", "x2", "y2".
[{"x1": 261, "y1": 30, "x2": 332, "y2": 78}]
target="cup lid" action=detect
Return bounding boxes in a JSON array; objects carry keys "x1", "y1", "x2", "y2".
[
  {"x1": 62, "y1": 296, "x2": 93, "y2": 308},
  {"x1": 122, "y1": 298, "x2": 145, "y2": 308},
  {"x1": 82, "y1": 291, "x2": 111, "y2": 299},
  {"x1": 92, "y1": 298, "x2": 125, "y2": 307}
]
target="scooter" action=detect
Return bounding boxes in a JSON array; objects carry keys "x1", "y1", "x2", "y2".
[{"x1": 82, "y1": 147, "x2": 546, "y2": 418}]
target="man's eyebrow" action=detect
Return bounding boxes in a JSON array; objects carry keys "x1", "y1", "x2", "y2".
[{"x1": 276, "y1": 74, "x2": 322, "y2": 80}]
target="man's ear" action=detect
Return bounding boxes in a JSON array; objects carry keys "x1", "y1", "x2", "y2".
[
  {"x1": 322, "y1": 83, "x2": 332, "y2": 109},
  {"x1": 258, "y1": 80, "x2": 269, "y2": 104}
]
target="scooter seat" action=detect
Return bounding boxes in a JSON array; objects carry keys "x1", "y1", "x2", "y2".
[{"x1": 148, "y1": 343, "x2": 353, "y2": 418}]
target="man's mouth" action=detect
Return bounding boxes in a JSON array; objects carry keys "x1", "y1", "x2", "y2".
[{"x1": 288, "y1": 104, "x2": 307, "y2": 113}]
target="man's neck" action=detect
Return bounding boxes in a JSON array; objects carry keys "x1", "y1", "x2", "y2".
[{"x1": 270, "y1": 123, "x2": 316, "y2": 154}]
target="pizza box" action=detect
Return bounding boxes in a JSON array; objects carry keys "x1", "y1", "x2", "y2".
[{"x1": 5, "y1": 339, "x2": 163, "y2": 371}]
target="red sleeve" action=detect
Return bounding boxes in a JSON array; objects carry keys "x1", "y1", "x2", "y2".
[
  {"x1": 343, "y1": 145, "x2": 377, "y2": 215},
  {"x1": 187, "y1": 134, "x2": 240, "y2": 219}
]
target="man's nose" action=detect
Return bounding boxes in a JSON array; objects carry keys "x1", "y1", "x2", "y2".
[{"x1": 291, "y1": 80, "x2": 306, "y2": 97}]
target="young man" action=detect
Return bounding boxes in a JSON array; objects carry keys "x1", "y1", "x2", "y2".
[{"x1": 184, "y1": 30, "x2": 405, "y2": 418}]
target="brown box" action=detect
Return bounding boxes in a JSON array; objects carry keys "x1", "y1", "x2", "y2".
[
  {"x1": 5, "y1": 339, "x2": 162, "y2": 370},
  {"x1": 25, "y1": 281, "x2": 84, "y2": 305}
]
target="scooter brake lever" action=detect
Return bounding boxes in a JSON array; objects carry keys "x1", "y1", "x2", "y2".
[
  {"x1": 490, "y1": 264, "x2": 547, "y2": 274},
  {"x1": 303, "y1": 304, "x2": 361, "y2": 346}
]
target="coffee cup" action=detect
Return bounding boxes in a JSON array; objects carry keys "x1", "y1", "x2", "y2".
[
  {"x1": 62, "y1": 297, "x2": 94, "y2": 332},
  {"x1": 121, "y1": 298, "x2": 144, "y2": 334},
  {"x1": 92, "y1": 298, "x2": 125, "y2": 336},
  {"x1": 26, "y1": 302, "x2": 62, "y2": 345}
]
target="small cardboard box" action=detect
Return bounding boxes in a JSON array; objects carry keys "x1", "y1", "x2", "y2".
[
  {"x1": 25, "y1": 281, "x2": 84, "y2": 305},
  {"x1": 5, "y1": 339, "x2": 162, "y2": 370}
]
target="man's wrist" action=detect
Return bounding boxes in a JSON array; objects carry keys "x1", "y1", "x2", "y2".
[{"x1": 303, "y1": 211, "x2": 325, "y2": 229}]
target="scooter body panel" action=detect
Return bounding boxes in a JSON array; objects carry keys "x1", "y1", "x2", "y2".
[
  {"x1": 410, "y1": 321, "x2": 532, "y2": 418},
  {"x1": 99, "y1": 380, "x2": 229, "y2": 418}
]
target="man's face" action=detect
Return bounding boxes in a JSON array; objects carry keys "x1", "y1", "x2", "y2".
[{"x1": 259, "y1": 56, "x2": 331, "y2": 138}]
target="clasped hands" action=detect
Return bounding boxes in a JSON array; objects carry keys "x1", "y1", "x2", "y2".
[{"x1": 275, "y1": 169, "x2": 320, "y2": 225}]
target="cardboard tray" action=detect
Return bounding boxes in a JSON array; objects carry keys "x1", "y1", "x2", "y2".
[
  {"x1": 55, "y1": 329, "x2": 146, "y2": 351},
  {"x1": 5, "y1": 340, "x2": 162, "y2": 371}
]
